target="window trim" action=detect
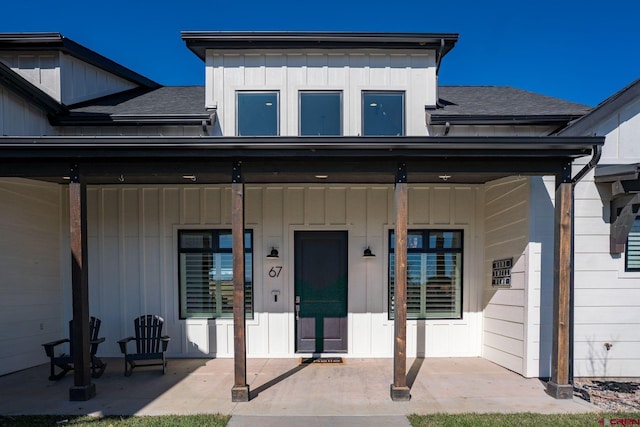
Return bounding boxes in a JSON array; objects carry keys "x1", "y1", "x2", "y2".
[
  {"x1": 387, "y1": 228, "x2": 464, "y2": 320},
  {"x1": 361, "y1": 90, "x2": 406, "y2": 136},
  {"x1": 235, "y1": 91, "x2": 280, "y2": 136},
  {"x1": 298, "y1": 90, "x2": 343, "y2": 136},
  {"x1": 178, "y1": 229, "x2": 254, "y2": 319}
]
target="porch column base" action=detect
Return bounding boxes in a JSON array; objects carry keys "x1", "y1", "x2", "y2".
[
  {"x1": 231, "y1": 385, "x2": 250, "y2": 402},
  {"x1": 546, "y1": 381, "x2": 573, "y2": 399},
  {"x1": 390, "y1": 384, "x2": 411, "y2": 401},
  {"x1": 69, "y1": 383, "x2": 96, "y2": 401}
]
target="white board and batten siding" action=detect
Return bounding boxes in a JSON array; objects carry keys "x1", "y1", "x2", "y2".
[
  {"x1": 0, "y1": 84, "x2": 55, "y2": 135},
  {"x1": 567, "y1": 96, "x2": 640, "y2": 377},
  {"x1": 58, "y1": 184, "x2": 483, "y2": 359},
  {"x1": 0, "y1": 179, "x2": 63, "y2": 375},
  {"x1": 0, "y1": 52, "x2": 137, "y2": 105},
  {"x1": 206, "y1": 51, "x2": 437, "y2": 136}
]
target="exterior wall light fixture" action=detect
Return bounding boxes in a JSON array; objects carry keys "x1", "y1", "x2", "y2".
[
  {"x1": 363, "y1": 247, "x2": 375, "y2": 258},
  {"x1": 266, "y1": 247, "x2": 279, "y2": 258}
]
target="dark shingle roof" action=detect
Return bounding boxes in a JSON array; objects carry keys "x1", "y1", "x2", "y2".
[
  {"x1": 69, "y1": 86, "x2": 206, "y2": 115},
  {"x1": 430, "y1": 86, "x2": 592, "y2": 125},
  {"x1": 59, "y1": 85, "x2": 591, "y2": 127},
  {"x1": 56, "y1": 86, "x2": 209, "y2": 125}
]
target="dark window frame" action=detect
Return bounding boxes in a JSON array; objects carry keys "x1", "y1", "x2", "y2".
[
  {"x1": 362, "y1": 90, "x2": 405, "y2": 136},
  {"x1": 236, "y1": 91, "x2": 279, "y2": 136},
  {"x1": 298, "y1": 90, "x2": 343, "y2": 136},
  {"x1": 178, "y1": 229, "x2": 253, "y2": 319},
  {"x1": 388, "y1": 229, "x2": 464, "y2": 320}
]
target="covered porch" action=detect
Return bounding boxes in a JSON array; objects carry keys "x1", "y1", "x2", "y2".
[
  {"x1": 0, "y1": 357, "x2": 596, "y2": 417},
  {"x1": 0, "y1": 135, "x2": 603, "y2": 402}
]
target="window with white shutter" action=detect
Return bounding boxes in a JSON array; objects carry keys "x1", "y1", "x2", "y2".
[
  {"x1": 626, "y1": 218, "x2": 640, "y2": 271},
  {"x1": 389, "y1": 230, "x2": 463, "y2": 319},
  {"x1": 179, "y1": 230, "x2": 253, "y2": 319}
]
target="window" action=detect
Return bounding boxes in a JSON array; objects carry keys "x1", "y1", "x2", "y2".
[
  {"x1": 179, "y1": 230, "x2": 253, "y2": 319},
  {"x1": 299, "y1": 91, "x2": 342, "y2": 135},
  {"x1": 626, "y1": 217, "x2": 640, "y2": 271},
  {"x1": 236, "y1": 92, "x2": 278, "y2": 136},
  {"x1": 362, "y1": 91, "x2": 405, "y2": 136},
  {"x1": 388, "y1": 230, "x2": 463, "y2": 319}
]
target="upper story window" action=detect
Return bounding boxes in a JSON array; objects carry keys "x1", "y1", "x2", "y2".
[
  {"x1": 626, "y1": 217, "x2": 640, "y2": 271},
  {"x1": 389, "y1": 229, "x2": 463, "y2": 319},
  {"x1": 299, "y1": 91, "x2": 342, "y2": 136},
  {"x1": 178, "y1": 229, "x2": 253, "y2": 319},
  {"x1": 236, "y1": 92, "x2": 279, "y2": 136},
  {"x1": 362, "y1": 91, "x2": 405, "y2": 136}
]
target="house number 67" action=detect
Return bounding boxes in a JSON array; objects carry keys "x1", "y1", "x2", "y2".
[{"x1": 268, "y1": 266, "x2": 283, "y2": 278}]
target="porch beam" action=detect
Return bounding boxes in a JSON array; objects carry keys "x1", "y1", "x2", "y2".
[
  {"x1": 68, "y1": 164, "x2": 95, "y2": 401},
  {"x1": 231, "y1": 161, "x2": 250, "y2": 402},
  {"x1": 546, "y1": 163, "x2": 574, "y2": 399},
  {"x1": 391, "y1": 162, "x2": 410, "y2": 401}
]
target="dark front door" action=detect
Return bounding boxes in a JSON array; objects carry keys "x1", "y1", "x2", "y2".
[{"x1": 295, "y1": 231, "x2": 348, "y2": 353}]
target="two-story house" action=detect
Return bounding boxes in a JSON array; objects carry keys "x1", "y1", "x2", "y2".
[{"x1": 0, "y1": 31, "x2": 621, "y2": 402}]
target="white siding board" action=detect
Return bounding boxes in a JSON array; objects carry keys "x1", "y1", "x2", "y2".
[
  {"x1": 207, "y1": 50, "x2": 435, "y2": 136},
  {"x1": 0, "y1": 179, "x2": 62, "y2": 375},
  {"x1": 73, "y1": 184, "x2": 482, "y2": 359},
  {"x1": 60, "y1": 54, "x2": 137, "y2": 105}
]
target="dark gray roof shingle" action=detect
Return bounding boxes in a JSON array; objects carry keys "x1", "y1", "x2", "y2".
[
  {"x1": 64, "y1": 85, "x2": 591, "y2": 126},
  {"x1": 432, "y1": 86, "x2": 591, "y2": 123},
  {"x1": 69, "y1": 86, "x2": 206, "y2": 116}
]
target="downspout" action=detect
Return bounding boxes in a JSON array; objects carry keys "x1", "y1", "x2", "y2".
[
  {"x1": 435, "y1": 38, "x2": 445, "y2": 74},
  {"x1": 568, "y1": 144, "x2": 602, "y2": 390},
  {"x1": 571, "y1": 144, "x2": 602, "y2": 185}
]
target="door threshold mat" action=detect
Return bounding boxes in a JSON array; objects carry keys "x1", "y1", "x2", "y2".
[{"x1": 299, "y1": 357, "x2": 344, "y2": 365}]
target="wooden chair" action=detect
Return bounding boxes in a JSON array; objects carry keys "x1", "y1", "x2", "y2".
[
  {"x1": 118, "y1": 314, "x2": 170, "y2": 376},
  {"x1": 42, "y1": 316, "x2": 107, "y2": 381}
]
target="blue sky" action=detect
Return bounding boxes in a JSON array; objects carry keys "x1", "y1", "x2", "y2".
[{"x1": 2, "y1": 0, "x2": 638, "y2": 107}]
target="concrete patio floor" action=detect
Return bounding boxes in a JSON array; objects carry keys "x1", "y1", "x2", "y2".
[{"x1": 0, "y1": 357, "x2": 597, "y2": 420}]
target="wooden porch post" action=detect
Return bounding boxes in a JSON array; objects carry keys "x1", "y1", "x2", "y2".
[
  {"x1": 546, "y1": 163, "x2": 574, "y2": 399},
  {"x1": 231, "y1": 161, "x2": 250, "y2": 402},
  {"x1": 391, "y1": 162, "x2": 410, "y2": 401},
  {"x1": 68, "y1": 164, "x2": 95, "y2": 401}
]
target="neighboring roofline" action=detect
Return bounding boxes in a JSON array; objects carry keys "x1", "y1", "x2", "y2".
[
  {"x1": 0, "y1": 61, "x2": 67, "y2": 114},
  {"x1": 427, "y1": 113, "x2": 585, "y2": 126},
  {"x1": 0, "y1": 135, "x2": 602, "y2": 159},
  {"x1": 558, "y1": 78, "x2": 640, "y2": 136},
  {"x1": 0, "y1": 32, "x2": 160, "y2": 90},
  {"x1": 181, "y1": 31, "x2": 459, "y2": 61}
]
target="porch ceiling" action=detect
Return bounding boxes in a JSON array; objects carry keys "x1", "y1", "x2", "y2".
[{"x1": 0, "y1": 135, "x2": 604, "y2": 185}]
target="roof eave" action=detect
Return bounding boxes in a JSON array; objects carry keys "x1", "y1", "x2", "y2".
[
  {"x1": 52, "y1": 113, "x2": 213, "y2": 126},
  {"x1": 0, "y1": 61, "x2": 67, "y2": 115},
  {"x1": 0, "y1": 135, "x2": 603, "y2": 160},
  {"x1": 0, "y1": 32, "x2": 160, "y2": 90},
  {"x1": 558, "y1": 78, "x2": 640, "y2": 136},
  {"x1": 181, "y1": 31, "x2": 459, "y2": 61},
  {"x1": 429, "y1": 114, "x2": 586, "y2": 126}
]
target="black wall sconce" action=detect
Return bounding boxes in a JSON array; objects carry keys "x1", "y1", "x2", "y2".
[
  {"x1": 363, "y1": 247, "x2": 375, "y2": 258},
  {"x1": 266, "y1": 247, "x2": 279, "y2": 258}
]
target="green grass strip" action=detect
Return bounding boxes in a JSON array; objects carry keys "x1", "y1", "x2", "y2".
[
  {"x1": 408, "y1": 412, "x2": 640, "y2": 427},
  {"x1": 0, "y1": 414, "x2": 230, "y2": 427}
]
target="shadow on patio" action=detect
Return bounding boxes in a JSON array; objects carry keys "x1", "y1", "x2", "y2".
[{"x1": 0, "y1": 357, "x2": 597, "y2": 416}]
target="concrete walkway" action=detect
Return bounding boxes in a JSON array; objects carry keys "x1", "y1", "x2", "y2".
[{"x1": 0, "y1": 357, "x2": 597, "y2": 424}]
